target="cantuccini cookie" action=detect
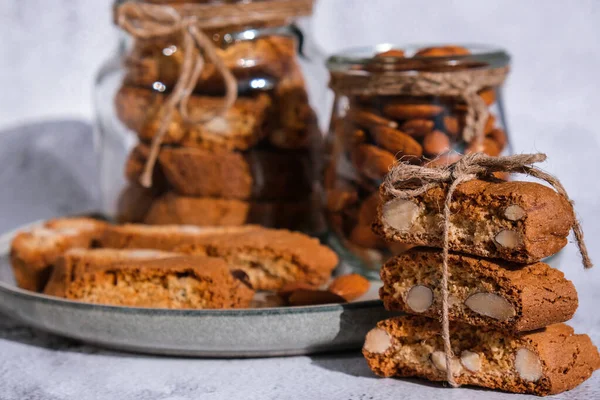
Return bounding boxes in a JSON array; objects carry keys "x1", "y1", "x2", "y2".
[
  {"x1": 157, "y1": 145, "x2": 253, "y2": 199},
  {"x1": 144, "y1": 193, "x2": 251, "y2": 227},
  {"x1": 116, "y1": 183, "x2": 160, "y2": 223},
  {"x1": 44, "y1": 248, "x2": 179, "y2": 297},
  {"x1": 154, "y1": 144, "x2": 314, "y2": 200},
  {"x1": 98, "y1": 224, "x2": 259, "y2": 250},
  {"x1": 374, "y1": 179, "x2": 575, "y2": 263},
  {"x1": 268, "y1": 60, "x2": 320, "y2": 150},
  {"x1": 124, "y1": 34, "x2": 296, "y2": 95},
  {"x1": 10, "y1": 218, "x2": 108, "y2": 292},
  {"x1": 380, "y1": 249, "x2": 578, "y2": 332},
  {"x1": 143, "y1": 192, "x2": 322, "y2": 231},
  {"x1": 57, "y1": 255, "x2": 255, "y2": 309},
  {"x1": 123, "y1": 143, "x2": 168, "y2": 191},
  {"x1": 115, "y1": 86, "x2": 272, "y2": 151},
  {"x1": 352, "y1": 144, "x2": 396, "y2": 181},
  {"x1": 363, "y1": 316, "x2": 600, "y2": 396},
  {"x1": 99, "y1": 224, "x2": 338, "y2": 290}
]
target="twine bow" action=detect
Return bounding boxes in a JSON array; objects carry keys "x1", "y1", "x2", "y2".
[
  {"x1": 116, "y1": 0, "x2": 314, "y2": 187},
  {"x1": 382, "y1": 152, "x2": 592, "y2": 387},
  {"x1": 117, "y1": 2, "x2": 239, "y2": 187},
  {"x1": 117, "y1": 2, "x2": 238, "y2": 187}
]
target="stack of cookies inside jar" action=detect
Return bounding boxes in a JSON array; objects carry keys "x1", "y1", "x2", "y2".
[
  {"x1": 112, "y1": 1, "x2": 324, "y2": 234},
  {"x1": 324, "y1": 44, "x2": 511, "y2": 274}
]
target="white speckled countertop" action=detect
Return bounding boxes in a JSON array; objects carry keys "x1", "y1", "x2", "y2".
[{"x1": 1, "y1": 1, "x2": 600, "y2": 398}]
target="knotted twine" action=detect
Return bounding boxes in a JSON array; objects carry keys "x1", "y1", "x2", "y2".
[
  {"x1": 116, "y1": 0, "x2": 314, "y2": 187},
  {"x1": 382, "y1": 152, "x2": 592, "y2": 387},
  {"x1": 329, "y1": 65, "x2": 509, "y2": 145}
]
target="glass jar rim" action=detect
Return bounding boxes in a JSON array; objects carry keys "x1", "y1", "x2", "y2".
[{"x1": 327, "y1": 43, "x2": 510, "y2": 72}]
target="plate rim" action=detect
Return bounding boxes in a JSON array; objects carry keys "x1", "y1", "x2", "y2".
[{"x1": 0, "y1": 219, "x2": 383, "y2": 317}]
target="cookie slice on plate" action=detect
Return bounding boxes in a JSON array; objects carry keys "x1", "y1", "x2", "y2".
[
  {"x1": 56, "y1": 255, "x2": 254, "y2": 309},
  {"x1": 99, "y1": 224, "x2": 338, "y2": 290},
  {"x1": 10, "y1": 218, "x2": 108, "y2": 292}
]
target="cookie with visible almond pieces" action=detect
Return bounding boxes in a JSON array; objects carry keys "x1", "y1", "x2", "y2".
[
  {"x1": 155, "y1": 144, "x2": 314, "y2": 200},
  {"x1": 380, "y1": 249, "x2": 578, "y2": 332},
  {"x1": 59, "y1": 255, "x2": 255, "y2": 309},
  {"x1": 363, "y1": 316, "x2": 600, "y2": 396},
  {"x1": 44, "y1": 248, "x2": 179, "y2": 298},
  {"x1": 124, "y1": 34, "x2": 296, "y2": 95},
  {"x1": 115, "y1": 85, "x2": 271, "y2": 151},
  {"x1": 99, "y1": 224, "x2": 338, "y2": 290},
  {"x1": 143, "y1": 192, "x2": 321, "y2": 231},
  {"x1": 10, "y1": 218, "x2": 108, "y2": 292},
  {"x1": 374, "y1": 179, "x2": 574, "y2": 263}
]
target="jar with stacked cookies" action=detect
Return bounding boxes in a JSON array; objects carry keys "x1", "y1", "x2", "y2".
[
  {"x1": 323, "y1": 44, "x2": 511, "y2": 276},
  {"x1": 94, "y1": 0, "x2": 326, "y2": 235}
]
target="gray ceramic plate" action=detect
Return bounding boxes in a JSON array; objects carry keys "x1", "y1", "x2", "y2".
[{"x1": 0, "y1": 222, "x2": 396, "y2": 357}]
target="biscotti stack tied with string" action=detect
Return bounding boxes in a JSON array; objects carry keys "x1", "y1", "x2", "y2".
[
  {"x1": 112, "y1": 1, "x2": 321, "y2": 232},
  {"x1": 362, "y1": 153, "x2": 600, "y2": 396}
]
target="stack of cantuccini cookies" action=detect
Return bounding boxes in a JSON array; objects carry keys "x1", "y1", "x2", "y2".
[
  {"x1": 362, "y1": 158, "x2": 599, "y2": 395},
  {"x1": 114, "y1": 26, "x2": 322, "y2": 232}
]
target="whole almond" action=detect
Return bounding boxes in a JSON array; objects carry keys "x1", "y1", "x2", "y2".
[
  {"x1": 328, "y1": 273, "x2": 370, "y2": 301},
  {"x1": 423, "y1": 130, "x2": 451, "y2": 156},
  {"x1": 326, "y1": 187, "x2": 358, "y2": 213},
  {"x1": 350, "y1": 129, "x2": 367, "y2": 147},
  {"x1": 339, "y1": 119, "x2": 367, "y2": 151},
  {"x1": 486, "y1": 128, "x2": 507, "y2": 150},
  {"x1": 358, "y1": 192, "x2": 381, "y2": 226},
  {"x1": 371, "y1": 126, "x2": 423, "y2": 157},
  {"x1": 467, "y1": 137, "x2": 501, "y2": 156},
  {"x1": 376, "y1": 49, "x2": 405, "y2": 58},
  {"x1": 424, "y1": 152, "x2": 462, "y2": 168},
  {"x1": 443, "y1": 115, "x2": 463, "y2": 138},
  {"x1": 493, "y1": 171, "x2": 510, "y2": 181},
  {"x1": 479, "y1": 88, "x2": 496, "y2": 106},
  {"x1": 352, "y1": 144, "x2": 397, "y2": 181},
  {"x1": 400, "y1": 119, "x2": 434, "y2": 138},
  {"x1": 277, "y1": 282, "x2": 319, "y2": 302},
  {"x1": 414, "y1": 45, "x2": 471, "y2": 57},
  {"x1": 383, "y1": 103, "x2": 444, "y2": 119},
  {"x1": 485, "y1": 114, "x2": 496, "y2": 134},
  {"x1": 349, "y1": 224, "x2": 384, "y2": 248},
  {"x1": 288, "y1": 289, "x2": 346, "y2": 306},
  {"x1": 346, "y1": 107, "x2": 398, "y2": 129}
]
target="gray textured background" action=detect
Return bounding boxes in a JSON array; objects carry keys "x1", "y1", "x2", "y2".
[{"x1": 0, "y1": 1, "x2": 599, "y2": 399}]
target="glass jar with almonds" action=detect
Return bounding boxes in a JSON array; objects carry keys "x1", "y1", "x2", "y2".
[
  {"x1": 94, "y1": 0, "x2": 327, "y2": 234},
  {"x1": 324, "y1": 44, "x2": 511, "y2": 276}
]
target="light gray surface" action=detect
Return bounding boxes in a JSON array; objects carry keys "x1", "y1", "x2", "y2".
[
  {"x1": 1, "y1": 0, "x2": 600, "y2": 397},
  {"x1": 0, "y1": 124, "x2": 599, "y2": 399}
]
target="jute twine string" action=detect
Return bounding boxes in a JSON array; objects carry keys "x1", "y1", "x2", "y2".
[
  {"x1": 382, "y1": 152, "x2": 592, "y2": 387},
  {"x1": 330, "y1": 66, "x2": 509, "y2": 145},
  {"x1": 116, "y1": 0, "x2": 314, "y2": 187}
]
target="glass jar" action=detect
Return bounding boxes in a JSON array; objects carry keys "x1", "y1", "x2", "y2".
[
  {"x1": 94, "y1": 0, "x2": 327, "y2": 235},
  {"x1": 324, "y1": 44, "x2": 511, "y2": 276}
]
